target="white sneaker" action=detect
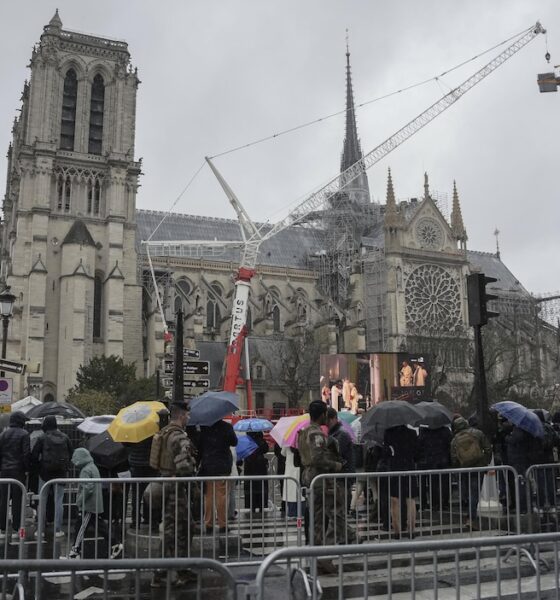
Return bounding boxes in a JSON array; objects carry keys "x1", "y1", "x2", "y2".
[
  {"x1": 55, "y1": 530, "x2": 65, "y2": 538},
  {"x1": 64, "y1": 550, "x2": 80, "y2": 559},
  {"x1": 110, "y1": 543, "x2": 123, "y2": 559},
  {"x1": 0, "y1": 532, "x2": 6, "y2": 541},
  {"x1": 11, "y1": 532, "x2": 19, "y2": 542}
]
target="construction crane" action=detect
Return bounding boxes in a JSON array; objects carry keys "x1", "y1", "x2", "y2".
[{"x1": 143, "y1": 22, "x2": 545, "y2": 407}]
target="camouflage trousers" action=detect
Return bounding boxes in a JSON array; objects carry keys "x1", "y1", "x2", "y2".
[
  {"x1": 310, "y1": 478, "x2": 357, "y2": 545},
  {"x1": 161, "y1": 481, "x2": 192, "y2": 559}
]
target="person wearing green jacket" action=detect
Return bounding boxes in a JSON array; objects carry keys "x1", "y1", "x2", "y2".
[{"x1": 66, "y1": 448, "x2": 122, "y2": 559}]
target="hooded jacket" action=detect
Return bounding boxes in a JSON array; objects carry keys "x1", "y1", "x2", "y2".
[
  {"x1": 0, "y1": 411, "x2": 31, "y2": 473},
  {"x1": 31, "y1": 416, "x2": 73, "y2": 480},
  {"x1": 72, "y1": 448, "x2": 103, "y2": 514}
]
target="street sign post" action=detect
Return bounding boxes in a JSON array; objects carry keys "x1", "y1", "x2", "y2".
[
  {"x1": 184, "y1": 360, "x2": 210, "y2": 375},
  {"x1": 0, "y1": 359, "x2": 26, "y2": 375},
  {"x1": 0, "y1": 378, "x2": 13, "y2": 412},
  {"x1": 184, "y1": 379, "x2": 210, "y2": 389}
]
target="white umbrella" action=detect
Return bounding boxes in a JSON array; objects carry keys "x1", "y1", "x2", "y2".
[
  {"x1": 77, "y1": 415, "x2": 116, "y2": 435},
  {"x1": 11, "y1": 395, "x2": 42, "y2": 414}
]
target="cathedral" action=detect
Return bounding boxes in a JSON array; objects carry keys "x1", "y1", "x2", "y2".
[{"x1": 1, "y1": 13, "x2": 557, "y2": 410}]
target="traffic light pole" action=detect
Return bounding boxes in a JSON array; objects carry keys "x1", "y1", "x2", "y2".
[
  {"x1": 173, "y1": 309, "x2": 184, "y2": 403},
  {"x1": 473, "y1": 323, "x2": 491, "y2": 436}
]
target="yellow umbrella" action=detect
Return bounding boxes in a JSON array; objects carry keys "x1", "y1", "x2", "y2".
[{"x1": 108, "y1": 401, "x2": 167, "y2": 443}]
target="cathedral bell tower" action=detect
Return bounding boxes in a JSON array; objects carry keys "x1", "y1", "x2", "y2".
[{"x1": 1, "y1": 11, "x2": 143, "y2": 400}]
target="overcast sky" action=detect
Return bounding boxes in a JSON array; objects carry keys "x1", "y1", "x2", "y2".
[{"x1": 1, "y1": 1, "x2": 559, "y2": 295}]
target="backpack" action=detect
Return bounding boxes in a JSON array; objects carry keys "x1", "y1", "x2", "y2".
[
  {"x1": 42, "y1": 431, "x2": 70, "y2": 472},
  {"x1": 454, "y1": 430, "x2": 483, "y2": 467},
  {"x1": 149, "y1": 425, "x2": 182, "y2": 472}
]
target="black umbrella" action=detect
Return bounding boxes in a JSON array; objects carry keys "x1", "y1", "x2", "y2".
[
  {"x1": 416, "y1": 401, "x2": 453, "y2": 429},
  {"x1": 361, "y1": 400, "x2": 424, "y2": 444},
  {"x1": 27, "y1": 401, "x2": 85, "y2": 420},
  {"x1": 86, "y1": 432, "x2": 128, "y2": 471}
]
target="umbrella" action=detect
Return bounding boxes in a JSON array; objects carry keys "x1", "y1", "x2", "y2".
[
  {"x1": 188, "y1": 391, "x2": 239, "y2": 426},
  {"x1": 235, "y1": 434, "x2": 258, "y2": 460},
  {"x1": 361, "y1": 401, "x2": 425, "y2": 445},
  {"x1": 86, "y1": 432, "x2": 128, "y2": 471},
  {"x1": 416, "y1": 401, "x2": 453, "y2": 429},
  {"x1": 11, "y1": 396, "x2": 42, "y2": 415},
  {"x1": 78, "y1": 415, "x2": 115, "y2": 435},
  {"x1": 491, "y1": 401, "x2": 544, "y2": 438},
  {"x1": 233, "y1": 418, "x2": 273, "y2": 432},
  {"x1": 270, "y1": 416, "x2": 301, "y2": 447},
  {"x1": 27, "y1": 401, "x2": 85, "y2": 419},
  {"x1": 338, "y1": 411, "x2": 358, "y2": 424},
  {"x1": 108, "y1": 401, "x2": 167, "y2": 443},
  {"x1": 283, "y1": 414, "x2": 356, "y2": 448}
]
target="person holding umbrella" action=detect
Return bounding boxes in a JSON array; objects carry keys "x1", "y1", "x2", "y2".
[{"x1": 189, "y1": 391, "x2": 239, "y2": 533}]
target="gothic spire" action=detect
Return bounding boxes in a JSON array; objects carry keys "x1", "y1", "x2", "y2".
[
  {"x1": 384, "y1": 168, "x2": 402, "y2": 229},
  {"x1": 47, "y1": 9, "x2": 63, "y2": 31},
  {"x1": 423, "y1": 172, "x2": 430, "y2": 201},
  {"x1": 450, "y1": 180, "x2": 468, "y2": 244},
  {"x1": 339, "y1": 33, "x2": 370, "y2": 204}
]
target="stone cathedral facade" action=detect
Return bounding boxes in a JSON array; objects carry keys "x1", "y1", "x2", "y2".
[
  {"x1": 0, "y1": 12, "x2": 143, "y2": 400},
  {"x1": 2, "y1": 14, "x2": 557, "y2": 409}
]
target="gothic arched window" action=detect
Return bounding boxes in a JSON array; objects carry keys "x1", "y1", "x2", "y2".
[
  {"x1": 174, "y1": 279, "x2": 192, "y2": 314},
  {"x1": 88, "y1": 74, "x2": 105, "y2": 155},
  {"x1": 58, "y1": 175, "x2": 72, "y2": 212},
  {"x1": 93, "y1": 272, "x2": 103, "y2": 338},
  {"x1": 272, "y1": 304, "x2": 281, "y2": 332},
  {"x1": 60, "y1": 69, "x2": 78, "y2": 150},
  {"x1": 206, "y1": 284, "x2": 222, "y2": 330}
]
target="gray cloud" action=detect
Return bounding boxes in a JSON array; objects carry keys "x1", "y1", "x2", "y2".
[{"x1": 1, "y1": 0, "x2": 558, "y2": 294}]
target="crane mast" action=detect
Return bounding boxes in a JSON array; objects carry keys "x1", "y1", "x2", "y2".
[{"x1": 142, "y1": 22, "x2": 546, "y2": 403}]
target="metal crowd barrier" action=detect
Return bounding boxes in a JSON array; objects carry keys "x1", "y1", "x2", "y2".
[
  {"x1": 308, "y1": 465, "x2": 521, "y2": 546},
  {"x1": 0, "y1": 557, "x2": 237, "y2": 600},
  {"x1": 0, "y1": 479, "x2": 27, "y2": 598},
  {"x1": 254, "y1": 531, "x2": 560, "y2": 599},
  {"x1": 526, "y1": 463, "x2": 560, "y2": 531},
  {"x1": 36, "y1": 474, "x2": 303, "y2": 565}
]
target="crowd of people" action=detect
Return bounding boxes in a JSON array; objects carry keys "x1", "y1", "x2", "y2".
[{"x1": 0, "y1": 396, "x2": 557, "y2": 581}]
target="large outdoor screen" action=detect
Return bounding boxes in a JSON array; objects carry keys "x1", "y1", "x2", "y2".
[{"x1": 320, "y1": 352, "x2": 430, "y2": 409}]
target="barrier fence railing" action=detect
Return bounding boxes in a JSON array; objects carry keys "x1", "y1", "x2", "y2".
[
  {"x1": 526, "y1": 463, "x2": 560, "y2": 531},
  {"x1": 254, "y1": 531, "x2": 560, "y2": 600},
  {"x1": 308, "y1": 465, "x2": 521, "y2": 546},
  {"x1": 0, "y1": 556, "x2": 237, "y2": 600},
  {"x1": 0, "y1": 479, "x2": 27, "y2": 598},
  {"x1": 35, "y1": 474, "x2": 303, "y2": 565}
]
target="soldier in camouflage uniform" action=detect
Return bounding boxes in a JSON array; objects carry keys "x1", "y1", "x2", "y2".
[
  {"x1": 151, "y1": 402, "x2": 198, "y2": 588},
  {"x1": 298, "y1": 401, "x2": 357, "y2": 552}
]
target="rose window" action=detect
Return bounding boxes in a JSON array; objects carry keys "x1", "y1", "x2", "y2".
[{"x1": 405, "y1": 264, "x2": 462, "y2": 332}]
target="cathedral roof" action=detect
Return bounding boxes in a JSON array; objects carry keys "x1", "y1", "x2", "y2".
[
  {"x1": 466, "y1": 250, "x2": 529, "y2": 297},
  {"x1": 62, "y1": 220, "x2": 96, "y2": 247},
  {"x1": 136, "y1": 210, "x2": 325, "y2": 269}
]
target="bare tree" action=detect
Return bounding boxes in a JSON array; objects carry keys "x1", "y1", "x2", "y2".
[{"x1": 275, "y1": 329, "x2": 321, "y2": 409}]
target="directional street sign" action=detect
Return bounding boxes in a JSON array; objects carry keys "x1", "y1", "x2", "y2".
[
  {"x1": 184, "y1": 349, "x2": 200, "y2": 359},
  {"x1": 0, "y1": 359, "x2": 26, "y2": 375},
  {"x1": 161, "y1": 378, "x2": 173, "y2": 389},
  {"x1": 183, "y1": 379, "x2": 210, "y2": 389},
  {"x1": 184, "y1": 360, "x2": 210, "y2": 375}
]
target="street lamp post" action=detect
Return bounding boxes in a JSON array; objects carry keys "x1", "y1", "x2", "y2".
[{"x1": 0, "y1": 288, "x2": 16, "y2": 378}]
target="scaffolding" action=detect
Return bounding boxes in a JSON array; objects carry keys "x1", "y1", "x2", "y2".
[{"x1": 361, "y1": 248, "x2": 387, "y2": 351}]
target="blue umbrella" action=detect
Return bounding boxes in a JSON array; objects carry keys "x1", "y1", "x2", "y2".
[
  {"x1": 492, "y1": 401, "x2": 544, "y2": 438},
  {"x1": 188, "y1": 391, "x2": 239, "y2": 426},
  {"x1": 233, "y1": 418, "x2": 273, "y2": 432},
  {"x1": 235, "y1": 434, "x2": 258, "y2": 460}
]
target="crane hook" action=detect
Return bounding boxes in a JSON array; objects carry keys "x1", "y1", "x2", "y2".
[{"x1": 545, "y1": 51, "x2": 551, "y2": 64}]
